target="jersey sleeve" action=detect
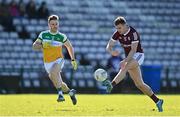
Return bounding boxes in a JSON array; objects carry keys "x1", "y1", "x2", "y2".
[
  {"x1": 37, "y1": 32, "x2": 43, "y2": 41},
  {"x1": 131, "y1": 31, "x2": 139, "y2": 44},
  {"x1": 111, "y1": 31, "x2": 119, "y2": 42},
  {"x1": 62, "y1": 34, "x2": 68, "y2": 43}
]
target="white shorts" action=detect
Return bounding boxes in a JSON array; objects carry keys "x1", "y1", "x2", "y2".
[
  {"x1": 133, "y1": 52, "x2": 144, "y2": 65},
  {"x1": 44, "y1": 58, "x2": 65, "y2": 74}
]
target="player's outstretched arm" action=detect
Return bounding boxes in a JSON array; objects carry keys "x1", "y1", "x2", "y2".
[
  {"x1": 32, "y1": 39, "x2": 42, "y2": 51},
  {"x1": 64, "y1": 40, "x2": 77, "y2": 70},
  {"x1": 106, "y1": 39, "x2": 119, "y2": 56}
]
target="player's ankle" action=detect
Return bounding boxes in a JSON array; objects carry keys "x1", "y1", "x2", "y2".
[{"x1": 69, "y1": 89, "x2": 75, "y2": 96}]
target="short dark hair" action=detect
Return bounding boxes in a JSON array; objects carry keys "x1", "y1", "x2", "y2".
[
  {"x1": 114, "y1": 16, "x2": 126, "y2": 26},
  {"x1": 48, "y1": 15, "x2": 59, "y2": 23}
]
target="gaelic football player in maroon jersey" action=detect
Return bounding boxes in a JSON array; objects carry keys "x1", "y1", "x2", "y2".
[{"x1": 104, "y1": 16, "x2": 163, "y2": 112}]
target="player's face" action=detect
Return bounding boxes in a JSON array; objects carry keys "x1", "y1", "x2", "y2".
[
  {"x1": 48, "y1": 20, "x2": 59, "y2": 33},
  {"x1": 115, "y1": 24, "x2": 126, "y2": 35}
]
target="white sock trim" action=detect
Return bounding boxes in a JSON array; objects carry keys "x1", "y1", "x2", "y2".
[
  {"x1": 58, "y1": 91, "x2": 63, "y2": 95},
  {"x1": 69, "y1": 91, "x2": 74, "y2": 96}
]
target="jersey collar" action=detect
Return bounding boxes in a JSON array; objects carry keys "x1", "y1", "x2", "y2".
[
  {"x1": 49, "y1": 30, "x2": 58, "y2": 35},
  {"x1": 123, "y1": 26, "x2": 130, "y2": 36}
]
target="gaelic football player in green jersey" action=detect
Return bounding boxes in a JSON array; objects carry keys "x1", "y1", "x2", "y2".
[{"x1": 33, "y1": 15, "x2": 77, "y2": 105}]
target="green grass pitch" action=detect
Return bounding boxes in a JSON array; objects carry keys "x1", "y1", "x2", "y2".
[{"x1": 0, "y1": 94, "x2": 180, "y2": 116}]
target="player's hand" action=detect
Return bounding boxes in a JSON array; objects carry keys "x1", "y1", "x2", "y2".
[
  {"x1": 71, "y1": 60, "x2": 78, "y2": 70},
  {"x1": 43, "y1": 41, "x2": 51, "y2": 48},
  {"x1": 120, "y1": 60, "x2": 127, "y2": 70},
  {"x1": 33, "y1": 42, "x2": 42, "y2": 51},
  {"x1": 111, "y1": 50, "x2": 120, "y2": 56}
]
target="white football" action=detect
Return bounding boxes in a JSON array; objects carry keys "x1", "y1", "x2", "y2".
[{"x1": 94, "y1": 68, "x2": 107, "y2": 82}]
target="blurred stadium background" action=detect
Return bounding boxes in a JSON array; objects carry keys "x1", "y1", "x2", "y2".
[{"x1": 0, "y1": 0, "x2": 180, "y2": 94}]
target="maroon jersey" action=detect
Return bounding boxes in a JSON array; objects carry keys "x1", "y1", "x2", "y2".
[{"x1": 111, "y1": 26, "x2": 143, "y2": 57}]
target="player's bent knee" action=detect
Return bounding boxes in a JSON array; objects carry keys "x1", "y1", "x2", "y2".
[{"x1": 127, "y1": 59, "x2": 139, "y2": 70}]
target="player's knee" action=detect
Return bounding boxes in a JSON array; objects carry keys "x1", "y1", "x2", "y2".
[{"x1": 127, "y1": 60, "x2": 139, "y2": 70}]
